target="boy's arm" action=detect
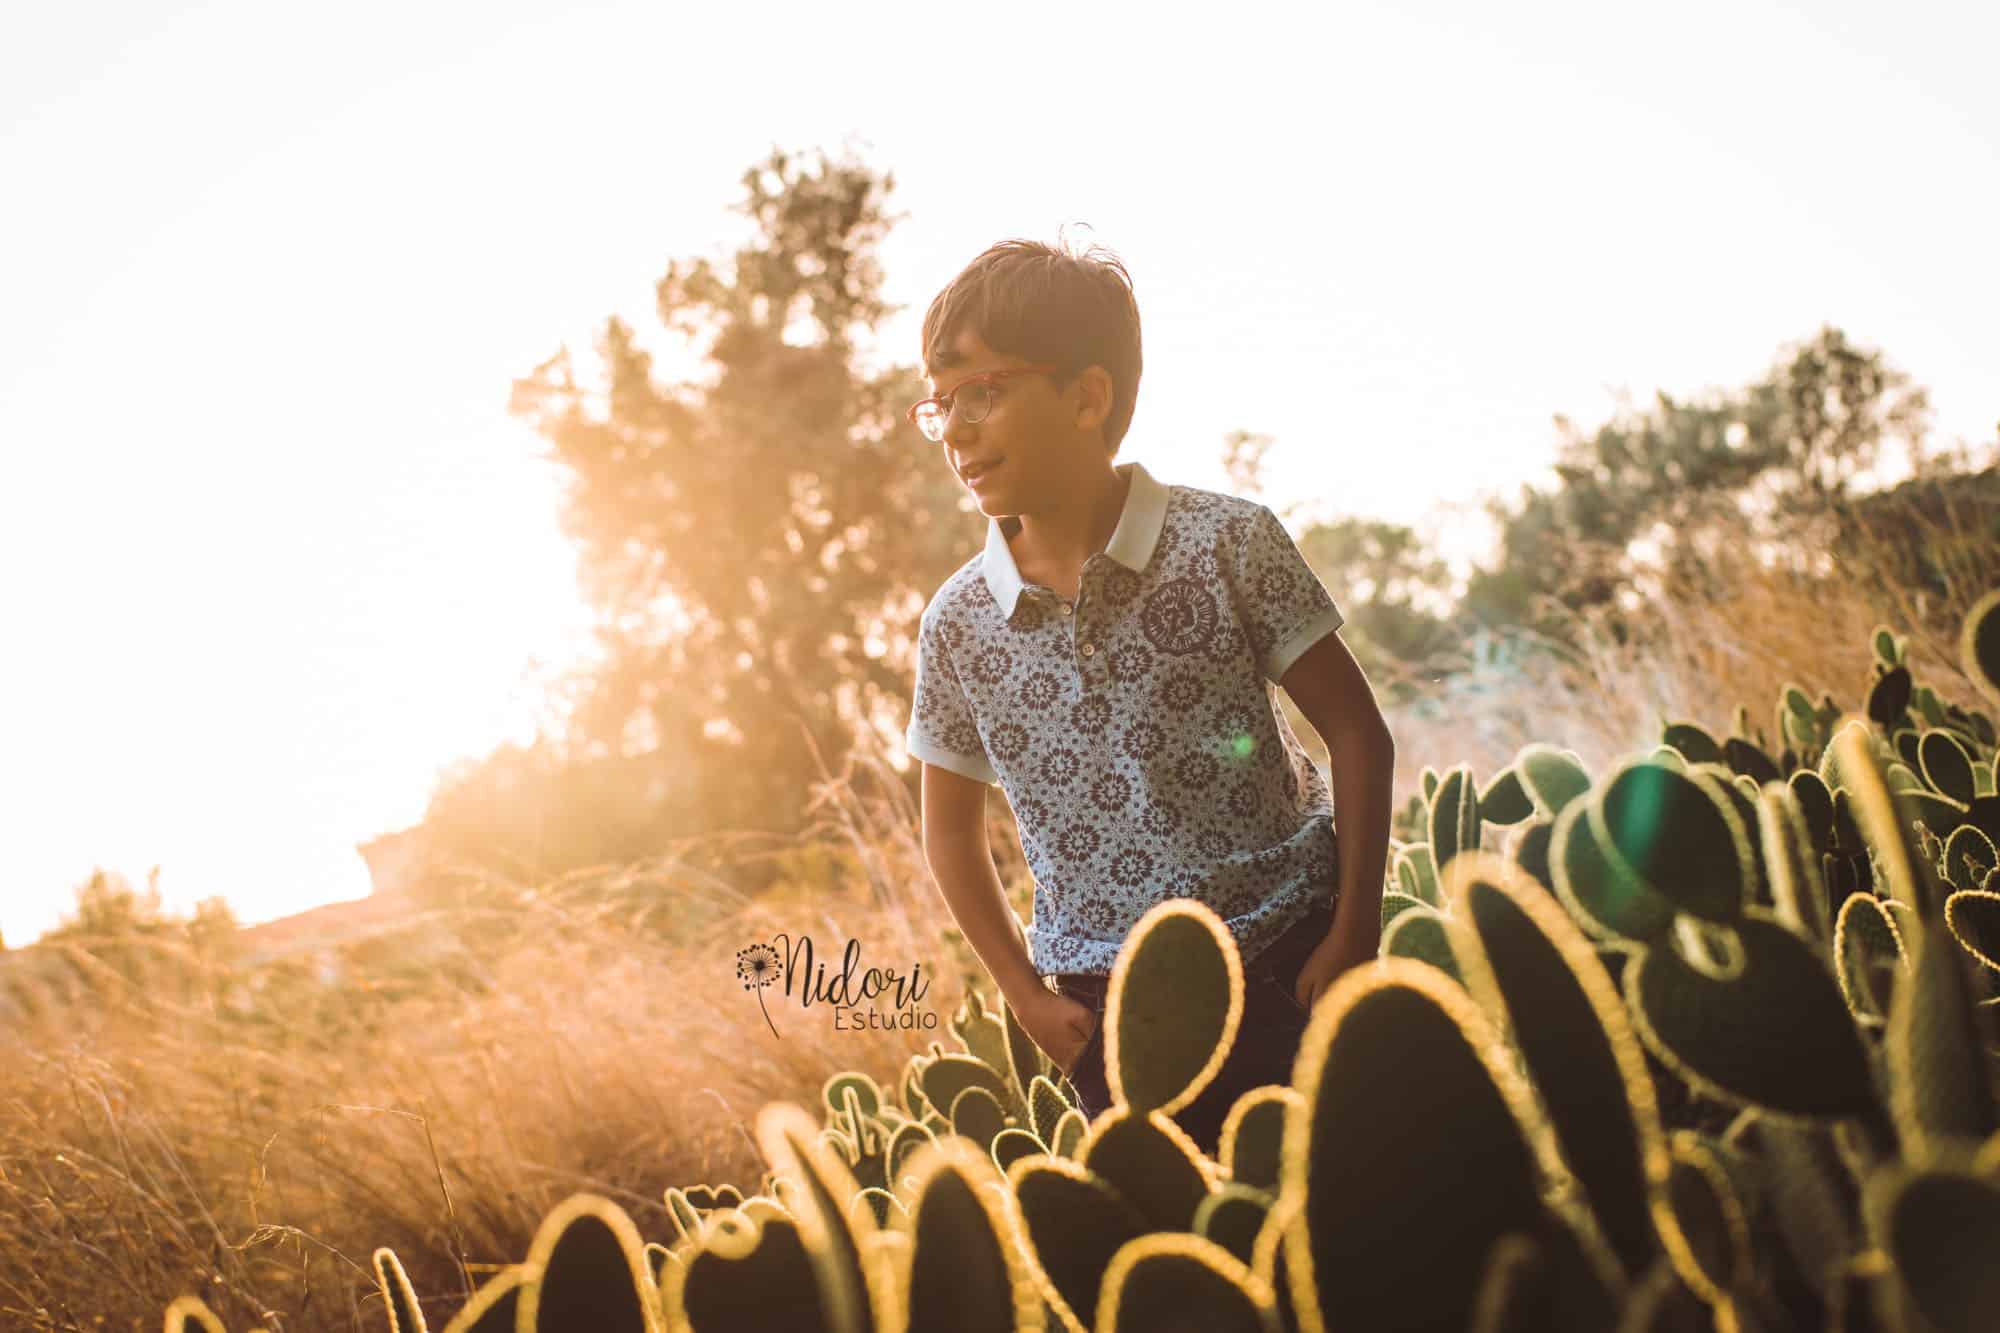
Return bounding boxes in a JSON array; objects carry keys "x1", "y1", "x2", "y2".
[
  {"x1": 921, "y1": 762, "x2": 1046, "y2": 1012},
  {"x1": 1282, "y1": 629, "x2": 1396, "y2": 973}
]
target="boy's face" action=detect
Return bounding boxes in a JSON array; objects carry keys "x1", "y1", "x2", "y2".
[{"x1": 923, "y1": 327, "x2": 1106, "y2": 520}]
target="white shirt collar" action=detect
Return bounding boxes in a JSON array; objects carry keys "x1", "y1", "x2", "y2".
[{"x1": 980, "y1": 461, "x2": 1169, "y2": 619}]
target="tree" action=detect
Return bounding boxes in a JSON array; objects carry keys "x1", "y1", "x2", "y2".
[
  {"x1": 1292, "y1": 513, "x2": 1460, "y2": 705},
  {"x1": 492, "y1": 145, "x2": 973, "y2": 860},
  {"x1": 1462, "y1": 326, "x2": 1935, "y2": 644}
]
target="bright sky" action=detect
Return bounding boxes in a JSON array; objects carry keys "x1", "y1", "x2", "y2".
[{"x1": 3, "y1": 1, "x2": 1994, "y2": 945}]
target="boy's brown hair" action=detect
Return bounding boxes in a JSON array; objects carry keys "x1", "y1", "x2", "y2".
[{"x1": 920, "y1": 227, "x2": 1144, "y2": 455}]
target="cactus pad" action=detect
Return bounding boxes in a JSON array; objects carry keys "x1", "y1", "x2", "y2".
[
  {"x1": 1007, "y1": 1158, "x2": 1152, "y2": 1332},
  {"x1": 1285, "y1": 960, "x2": 1548, "y2": 1333},
  {"x1": 1589, "y1": 760, "x2": 1753, "y2": 923},
  {"x1": 1627, "y1": 912, "x2": 1878, "y2": 1118},
  {"x1": 1097, "y1": 1233, "x2": 1278, "y2": 1333},
  {"x1": 1104, "y1": 900, "x2": 1241, "y2": 1115}
]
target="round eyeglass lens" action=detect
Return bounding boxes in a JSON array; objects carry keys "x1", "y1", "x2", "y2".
[
  {"x1": 916, "y1": 380, "x2": 994, "y2": 441},
  {"x1": 956, "y1": 380, "x2": 994, "y2": 423}
]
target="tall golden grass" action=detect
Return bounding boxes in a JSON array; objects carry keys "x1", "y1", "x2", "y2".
[
  {"x1": 1, "y1": 477, "x2": 1992, "y2": 1332},
  {"x1": 0, "y1": 762, "x2": 991, "y2": 1332}
]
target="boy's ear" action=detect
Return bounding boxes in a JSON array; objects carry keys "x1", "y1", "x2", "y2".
[{"x1": 1073, "y1": 364, "x2": 1114, "y2": 429}]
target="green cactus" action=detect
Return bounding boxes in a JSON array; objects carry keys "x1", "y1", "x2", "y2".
[
  {"x1": 920, "y1": 1055, "x2": 1021, "y2": 1128},
  {"x1": 1192, "y1": 1183, "x2": 1277, "y2": 1268},
  {"x1": 948, "y1": 1085, "x2": 1008, "y2": 1149},
  {"x1": 1441, "y1": 853, "x2": 1667, "y2": 1281},
  {"x1": 991, "y1": 1126, "x2": 1044, "y2": 1173},
  {"x1": 1026, "y1": 1075, "x2": 1071, "y2": 1144},
  {"x1": 161, "y1": 1296, "x2": 227, "y2": 1333},
  {"x1": 1626, "y1": 909, "x2": 1880, "y2": 1120},
  {"x1": 1724, "y1": 735, "x2": 1785, "y2": 789},
  {"x1": 1788, "y1": 767, "x2": 1836, "y2": 853},
  {"x1": 678, "y1": 1183, "x2": 745, "y2": 1212},
  {"x1": 1886, "y1": 915, "x2": 1999, "y2": 1157},
  {"x1": 1868, "y1": 663, "x2": 1914, "y2": 730},
  {"x1": 1921, "y1": 729, "x2": 1980, "y2": 804},
  {"x1": 885, "y1": 1119, "x2": 937, "y2": 1190},
  {"x1": 1700, "y1": 765, "x2": 1773, "y2": 910},
  {"x1": 1758, "y1": 782, "x2": 1832, "y2": 943},
  {"x1": 1943, "y1": 827, "x2": 1998, "y2": 892},
  {"x1": 1006, "y1": 1157, "x2": 1152, "y2": 1332},
  {"x1": 1218, "y1": 1087, "x2": 1297, "y2": 1191},
  {"x1": 1047, "y1": 1109, "x2": 1088, "y2": 1160},
  {"x1": 437, "y1": 1266, "x2": 526, "y2": 1333},
  {"x1": 755, "y1": 1103, "x2": 879, "y2": 1333},
  {"x1": 1912, "y1": 684, "x2": 1944, "y2": 728},
  {"x1": 1506, "y1": 817, "x2": 1557, "y2": 895},
  {"x1": 952, "y1": 986, "x2": 1014, "y2": 1083},
  {"x1": 1732, "y1": 1116, "x2": 1858, "y2": 1315},
  {"x1": 671, "y1": 1209, "x2": 828, "y2": 1333},
  {"x1": 513, "y1": 1193, "x2": 661, "y2": 1333},
  {"x1": 1831, "y1": 721, "x2": 1950, "y2": 919},
  {"x1": 1282, "y1": 959, "x2": 1567, "y2": 1333},
  {"x1": 372, "y1": 1246, "x2": 427, "y2": 1333},
  {"x1": 1548, "y1": 798, "x2": 1677, "y2": 943},
  {"x1": 1429, "y1": 763, "x2": 1482, "y2": 876},
  {"x1": 1587, "y1": 759, "x2": 1755, "y2": 924},
  {"x1": 1478, "y1": 765, "x2": 1537, "y2": 826},
  {"x1": 1962, "y1": 588, "x2": 2000, "y2": 706},
  {"x1": 1394, "y1": 843, "x2": 1441, "y2": 907},
  {"x1": 1381, "y1": 905, "x2": 1462, "y2": 981},
  {"x1": 1863, "y1": 1165, "x2": 2000, "y2": 1333},
  {"x1": 1081, "y1": 1107, "x2": 1215, "y2": 1234},
  {"x1": 1379, "y1": 889, "x2": 1427, "y2": 933},
  {"x1": 1834, "y1": 892, "x2": 1908, "y2": 1024},
  {"x1": 1102, "y1": 900, "x2": 1241, "y2": 1116},
  {"x1": 897, "y1": 1138, "x2": 1043, "y2": 1333},
  {"x1": 1516, "y1": 743, "x2": 1593, "y2": 818},
  {"x1": 1652, "y1": 1132, "x2": 1752, "y2": 1309},
  {"x1": 1661, "y1": 721, "x2": 1724, "y2": 766},
  {"x1": 1945, "y1": 889, "x2": 2000, "y2": 972},
  {"x1": 1097, "y1": 1232, "x2": 1279, "y2": 1333}
]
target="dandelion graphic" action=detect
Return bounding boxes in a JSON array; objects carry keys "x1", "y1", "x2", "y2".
[{"x1": 737, "y1": 942, "x2": 784, "y2": 1040}]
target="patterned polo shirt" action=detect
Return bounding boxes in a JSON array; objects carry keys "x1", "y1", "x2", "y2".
[{"x1": 904, "y1": 460, "x2": 1347, "y2": 977}]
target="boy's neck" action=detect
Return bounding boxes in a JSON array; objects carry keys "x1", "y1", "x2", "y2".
[{"x1": 1008, "y1": 459, "x2": 1131, "y2": 580}]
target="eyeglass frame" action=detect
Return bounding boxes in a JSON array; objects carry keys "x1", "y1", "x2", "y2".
[{"x1": 906, "y1": 363, "x2": 1062, "y2": 442}]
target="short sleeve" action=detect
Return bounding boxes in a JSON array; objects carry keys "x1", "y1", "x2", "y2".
[
  {"x1": 904, "y1": 608, "x2": 999, "y2": 784},
  {"x1": 1232, "y1": 504, "x2": 1345, "y2": 684}
]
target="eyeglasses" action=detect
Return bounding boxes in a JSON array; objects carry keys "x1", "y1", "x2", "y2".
[{"x1": 906, "y1": 364, "x2": 1059, "y2": 443}]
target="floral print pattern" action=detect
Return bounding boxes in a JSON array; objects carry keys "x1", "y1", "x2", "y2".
[{"x1": 905, "y1": 463, "x2": 1347, "y2": 975}]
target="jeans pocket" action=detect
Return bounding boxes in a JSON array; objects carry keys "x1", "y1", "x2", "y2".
[
  {"x1": 1266, "y1": 965, "x2": 1310, "y2": 1015},
  {"x1": 1259, "y1": 904, "x2": 1333, "y2": 1015}
]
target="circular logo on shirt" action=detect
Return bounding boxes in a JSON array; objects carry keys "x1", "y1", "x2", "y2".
[{"x1": 1140, "y1": 577, "x2": 1219, "y2": 656}]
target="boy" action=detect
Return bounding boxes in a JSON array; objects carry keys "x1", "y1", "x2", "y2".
[{"x1": 902, "y1": 237, "x2": 1396, "y2": 1155}]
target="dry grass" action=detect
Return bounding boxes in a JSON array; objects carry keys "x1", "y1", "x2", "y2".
[
  {"x1": 0, "y1": 752, "x2": 986, "y2": 1333},
  {"x1": 2, "y1": 480, "x2": 1993, "y2": 1332},
  {"x1": 1378, "y1": 477, "x2": 2000, "y2": 798}
]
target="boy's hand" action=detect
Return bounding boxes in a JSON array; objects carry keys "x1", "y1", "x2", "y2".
[
  {"x1": 1291, "y1": 923, "x2": 1378, "y2": 1013},
  {"x1": 1016, "y1": 985, "x2": 1099, "y2": 1078}
]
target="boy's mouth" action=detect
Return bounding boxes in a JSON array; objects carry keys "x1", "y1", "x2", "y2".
[{"x1": 960, "y1": 457, "x2": 1004, "y2": 486}]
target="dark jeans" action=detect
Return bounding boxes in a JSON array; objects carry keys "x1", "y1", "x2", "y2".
[{"x1": 1046, "y1": 894, "x2": 1337, "y2": 1160}]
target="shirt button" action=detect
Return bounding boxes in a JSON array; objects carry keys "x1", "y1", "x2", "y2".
[{"x1": 1081, "y1": 642, "x2": 1096, "y2": 657}]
